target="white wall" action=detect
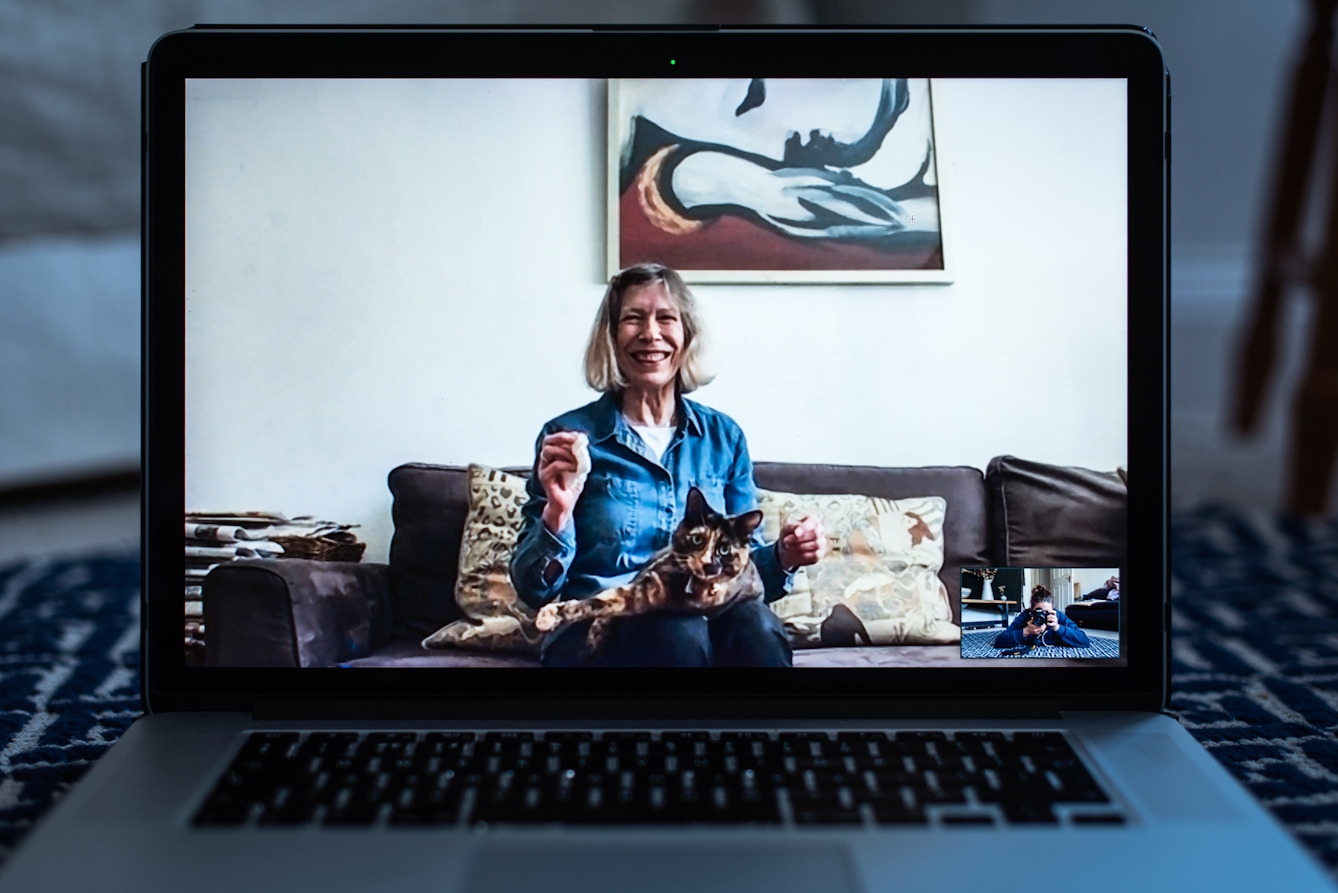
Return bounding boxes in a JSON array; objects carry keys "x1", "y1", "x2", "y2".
[{"x1": 185, "y1": 78, "x2": 1127, "y2": 563}]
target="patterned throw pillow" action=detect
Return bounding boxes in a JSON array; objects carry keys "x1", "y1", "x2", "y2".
[
  {"x1": 760, "y1": 489, "x2": 959, "y2": 648},
  {"x1": 422, "y1": 465, "x2": 544, "y2": 654}
]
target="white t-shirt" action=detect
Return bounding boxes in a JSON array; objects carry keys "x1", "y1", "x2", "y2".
[{"x1": 628, "y1": 422, "x2": 675, "y2": 461}]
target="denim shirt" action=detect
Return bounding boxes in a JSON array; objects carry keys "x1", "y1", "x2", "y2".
[{"x1": 509, "y1": 392, "x2": 792, "y2": 610}]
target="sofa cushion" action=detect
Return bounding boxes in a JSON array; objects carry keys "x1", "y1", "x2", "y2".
[
  {"x1": 758, "y1": 490, "x2": 959, "y2": 647},
  {"x1": 753, "y1": 463, "x2": 989, "y2": 625},
  {"x1": 422, "y1": 465, "x2": 545, "y2": 654},
  {"x1": 985, "y1": 455, "x2": 1127, "y2": 568}
]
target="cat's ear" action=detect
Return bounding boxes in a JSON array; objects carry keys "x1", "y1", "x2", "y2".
[
  {"x1": 685, "y1": 486, "x2": 708, "y2": 522},
  {"x1": 733, "y1": 510, "x2": 763, "y2": 539}
]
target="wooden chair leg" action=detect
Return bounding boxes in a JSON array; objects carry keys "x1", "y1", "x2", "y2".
[
  {"x1": 1233, "y1": 0, "x2": 1338, "y2": 434},
  {"x1": 1287, "y1": 117, "x2": 1338, "y2": 515},
  {"x1": 1286, "y1": 292, "x2": 1338, "y2": 513}
]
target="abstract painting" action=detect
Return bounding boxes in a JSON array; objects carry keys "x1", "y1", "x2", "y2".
[{"x1": 609, "y1": 78, "x2": 949, "y2": 283}]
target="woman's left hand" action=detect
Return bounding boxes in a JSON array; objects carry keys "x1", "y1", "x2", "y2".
[{"x1": 778, "y1": 514, "x2": 827, "y2": 570}]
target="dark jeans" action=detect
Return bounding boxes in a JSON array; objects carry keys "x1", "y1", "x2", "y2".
[{"x1": 540, "y1": 598, "x2": 793, "y2": 668}]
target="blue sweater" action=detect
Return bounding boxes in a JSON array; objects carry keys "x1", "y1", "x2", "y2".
[{"x1": 993, "y1": 609, "x2": 1091, "y2": 649}]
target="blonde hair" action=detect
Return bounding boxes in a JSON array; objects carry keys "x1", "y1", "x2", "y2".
[{"x1": 583, "y1": 263, "x2": 713, "y2": 394}]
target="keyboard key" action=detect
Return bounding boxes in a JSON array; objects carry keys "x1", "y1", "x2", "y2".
[
  {"x1": 484, "y1": 731, "x2": 534, "y2": 743},
  {"x1": 941, "y1": 813, "x2": 994, "y2": 826},
  {"x1": 870, "y1": 802, "x2": 927, "y2": 824},
  {"x1": 1012, "y1": 732, "x2": 1067, "y2": 745},
  {"x1": 896, "y1": 731, "x2": 946, "y2": 742},
  {"x1": 661, "y1": 731, "x2": 710, "y2": 742},
  {"x1": 1001, "y1": 800, "x2": 1058, "y2": 824},
  {"x1": 837, "y1": 731, "x2": 888, "y2": 741},
  {"x1": 424, "y1": 732, "x2": 475, "y2": 743},
  {"x1": 298, "y1": 732, "x2": 357, "y2": 760},
  {"x1": 543, "y1": 731, "x2": 592, "y2": 743},
  {"x1": 794, "y1": 807, "x2": 863, "y2": 825},
  {"x1": 1071, "y1": 812, "x2": 1125, "y2": 826},
  {"x1": 238, "y1": 732, "x2": 299, "y2": 758}
]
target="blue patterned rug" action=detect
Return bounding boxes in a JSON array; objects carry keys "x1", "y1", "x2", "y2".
[
  {"x1": 1171, "y1": 509, "x2": 1338, "y2": 874},
  {"x1": 960, "y1": 629, "x2": 1122, "y2": 658},
  {"x1": 0, "y1": 516, "x2": 1337, "y2": 876},
  {"x1": 0, "y1": 554, "x2": 140, "y2": 861}
]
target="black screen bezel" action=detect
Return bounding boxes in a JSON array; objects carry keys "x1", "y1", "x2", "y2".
[{"x1": 144, "y1": 26, "x2": 1168, "y2": 714}]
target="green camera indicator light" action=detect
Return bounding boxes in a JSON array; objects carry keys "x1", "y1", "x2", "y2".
[{"x1": 670, "y1": 59, "x2": 676, "y2": 65}]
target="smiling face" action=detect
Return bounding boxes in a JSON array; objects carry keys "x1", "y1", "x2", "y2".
[{"x1": 615, "y1": 281, "x2": 684, "y2": 396}]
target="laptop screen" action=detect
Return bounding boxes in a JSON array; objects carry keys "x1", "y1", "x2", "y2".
[{"x1": 182, "y1": 75, "x2": 1129, "y2": 673}]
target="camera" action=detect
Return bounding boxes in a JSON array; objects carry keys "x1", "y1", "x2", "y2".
[{"x1": 1026, "y1": 608, "x2": 1052, "y2": 627}]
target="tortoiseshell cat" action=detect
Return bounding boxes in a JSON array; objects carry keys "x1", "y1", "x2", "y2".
[{"x1": 534, "y1": 487, "x2": 764, "y2": 656}]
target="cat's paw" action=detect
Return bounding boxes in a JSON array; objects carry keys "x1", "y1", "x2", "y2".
[{"x1": 535, "y1": 603, "x2": 561, "y2": 632}]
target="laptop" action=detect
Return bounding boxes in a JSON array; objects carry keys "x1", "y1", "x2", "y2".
[{"x1": 0, "y1": 23, "x2": 1330, "y2": 893}]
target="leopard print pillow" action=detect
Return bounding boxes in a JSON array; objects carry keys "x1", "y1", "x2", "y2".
[{"x1": 422, "y1": 464, "x2": 544, "y2": 654}]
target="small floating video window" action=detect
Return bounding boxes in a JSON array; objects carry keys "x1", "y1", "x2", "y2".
[{"x1": 960, "y1": 568, "x2": 1120, "y2": 659}]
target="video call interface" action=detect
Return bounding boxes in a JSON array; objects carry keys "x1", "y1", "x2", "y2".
[{"x1": 184, "y1": 77, "x2": 1128, "y2": 670}]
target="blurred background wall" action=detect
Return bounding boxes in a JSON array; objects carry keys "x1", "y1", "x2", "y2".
[{"x1": 0, "y1": 0, "x2": 1312, "y2": 511}]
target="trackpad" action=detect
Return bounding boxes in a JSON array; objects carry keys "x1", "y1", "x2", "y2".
[{"x1": 462, "y1": 841, "x2": 858, "y2": 893}]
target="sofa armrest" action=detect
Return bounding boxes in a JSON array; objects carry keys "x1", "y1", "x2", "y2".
[{"x1": 204, "y1": 559, "x2": 391, "y2": 668}]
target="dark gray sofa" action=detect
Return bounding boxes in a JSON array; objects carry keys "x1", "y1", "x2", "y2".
[
  {"x1": 203, "y1": 456, "x2": 1126, "y2": 668},
  {"x1": 1066, "y1": 598, "x2": 1121, "y2": 631}
]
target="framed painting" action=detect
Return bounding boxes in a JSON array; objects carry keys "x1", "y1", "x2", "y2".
[{"x1": 608, "y1": 77, "x2": 951, "y2": 284}]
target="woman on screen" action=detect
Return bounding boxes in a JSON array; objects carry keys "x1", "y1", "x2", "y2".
[{"x1": 509, "y1": 263, "x2": 825, "y2": 667}]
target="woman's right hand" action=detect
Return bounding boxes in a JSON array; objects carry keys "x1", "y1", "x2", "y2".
[{"x1": 538, "y1": 432, "x2": 585, "y2": 534}]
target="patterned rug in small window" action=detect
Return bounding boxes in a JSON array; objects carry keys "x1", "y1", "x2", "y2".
[{"x1": 960, "y1": 629, "x2": 1121, "y2": 659}]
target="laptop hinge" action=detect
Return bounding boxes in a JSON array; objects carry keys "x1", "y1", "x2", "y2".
[{"x1": 253, "y1": 698, "x2": 1063, "y2": 723}]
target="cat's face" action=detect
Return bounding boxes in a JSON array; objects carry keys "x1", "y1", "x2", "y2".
[{"x1": 673, "y1": 487, "x2": 763, "y2": 582}]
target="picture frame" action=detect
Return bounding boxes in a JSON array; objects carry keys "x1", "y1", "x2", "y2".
[{"x1": 607, "y1": 77, "x2": 954, "y2": 285}]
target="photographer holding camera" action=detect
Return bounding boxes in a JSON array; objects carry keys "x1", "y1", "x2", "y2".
[{"x1": 993, "y1": 584, "x2": 1092, "y2": 649}]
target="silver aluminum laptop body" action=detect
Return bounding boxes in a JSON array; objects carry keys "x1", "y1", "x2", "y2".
[{"x1": 1, "y1": 24, "x2": 1331, "y2": 893}]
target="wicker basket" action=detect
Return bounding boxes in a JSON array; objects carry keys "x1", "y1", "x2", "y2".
[{"x1": 270, "y1": 534, "x2": 366, "y2": 563}]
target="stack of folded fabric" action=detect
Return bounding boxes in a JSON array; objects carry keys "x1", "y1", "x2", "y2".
[{"x1": 183, "y1": 512, "x2": 365, "y2": 662}]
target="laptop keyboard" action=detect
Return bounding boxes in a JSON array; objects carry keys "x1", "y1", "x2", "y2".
[{"x1": 193, "y1": 730, "x2": 1121, "y2": 828}]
